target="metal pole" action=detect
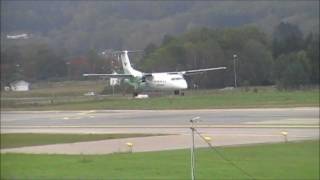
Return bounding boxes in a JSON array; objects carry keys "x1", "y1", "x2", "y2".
[
  {"x1": 233, "y1": 54, "x2": 237, "y2": 88},
  {"x1": 191, "y1": 126, "x2": 195, "y2": 180},
  {"x1": 190, "y1": 117, "x2": 199, "y2": 180}
]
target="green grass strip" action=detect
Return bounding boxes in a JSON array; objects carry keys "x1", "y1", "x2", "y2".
[
  {"x1": 1, "y1": 133, "x2": 161, "y2": 149},
  {"x1": 2, "y1": 89, "x2": 319, "y2": 110},
  {"x1": 1, "y1": 140, "x2": 319, "y2": 179}
]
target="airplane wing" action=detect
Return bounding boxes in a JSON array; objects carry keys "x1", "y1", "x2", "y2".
[
  {"x1": 168, "y1": 67, "x2": 227, "y2": 75},
  {"x1": 83, "y1": 74, "x2": 133, "y2": 78}
]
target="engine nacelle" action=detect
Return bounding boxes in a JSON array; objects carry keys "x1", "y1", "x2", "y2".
[{"x1": 141, "y1": 74, "x2": 153, "y2": 82}]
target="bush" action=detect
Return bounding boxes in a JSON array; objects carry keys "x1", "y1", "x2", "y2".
[{"x1": 274, "y1": 51, "x2": 311, "y2": 89}]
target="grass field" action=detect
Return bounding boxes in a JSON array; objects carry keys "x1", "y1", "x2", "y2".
[
  {"x1": 0, "y1": 133, "x2": 161, "y2": 149},
  {"x1": 1, "y1": 140, "x2": 318, "y2": 179},
  {"x1": 2, "y1": 86, "x2": 319, "y2": 110},
  {"x1": 1, "y1": 80, "x2": 106, "y2": 98}
]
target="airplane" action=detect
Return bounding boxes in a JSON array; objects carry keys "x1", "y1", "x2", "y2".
[
  {"x1": 83, "y1": 50, "x2": 226, "y2": 96},
  {"x1": 7, "y1": 33, "x2": 30, "y2": 39}
]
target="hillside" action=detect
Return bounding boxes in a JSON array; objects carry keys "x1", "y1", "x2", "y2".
[{"x1": 1, "y1": 1, "x2": 319, "y2": 55}]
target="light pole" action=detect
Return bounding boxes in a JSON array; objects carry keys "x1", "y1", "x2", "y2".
[
  {"x1": 190, "y1": 116, "x2": 200, "y2": 180},
  {"x1": 233, "y1": 54, "x2": 238, "y2": 88}
]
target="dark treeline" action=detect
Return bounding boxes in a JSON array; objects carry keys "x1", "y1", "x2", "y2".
[
  {"x1": 1, "y1": 22, "x2": 318, "y2": 89},
  {"x1": 140, "y1": 23, "x2": 319, "y2": 89},
  {"x1": 1, "y1": 43, "x2": 111, "y2": 83}
]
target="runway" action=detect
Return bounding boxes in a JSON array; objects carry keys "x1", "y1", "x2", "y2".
[
  {"x1": 2, "y1": 107, "x2": 318, "y2": 126},
  {"x1": 1, "y1": 107, "x2": 319, "y2": 154}
]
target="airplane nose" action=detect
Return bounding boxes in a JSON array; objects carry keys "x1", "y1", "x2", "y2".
[{"x1": 178, "y1": 80, "x2": 188, "y2": 89}]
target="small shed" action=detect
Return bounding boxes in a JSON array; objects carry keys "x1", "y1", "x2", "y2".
[
  {"x1": 110, "y1": 72, "x2": 120, "y2": 86},
  {"x1": 110, "y1": 78, "x2": 120, "y2": 86},
  {"x1": 10, "y1": 80, "x2": 30, "y2": 91}
]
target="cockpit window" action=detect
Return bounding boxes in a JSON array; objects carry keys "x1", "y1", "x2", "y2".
[{"x1": 171, "y1": 77, "x2": 183, "y2": 80}]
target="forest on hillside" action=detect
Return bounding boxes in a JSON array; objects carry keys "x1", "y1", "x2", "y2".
[
  {"x1": 1, "y1": 1, "x2": 318, "y2": 54},
  {"x1": 1, "y1": 1, "x2": 319, "y2": 89},
  {"x1": 2, "y1": 22, "x2": 319, "y2": 89}
]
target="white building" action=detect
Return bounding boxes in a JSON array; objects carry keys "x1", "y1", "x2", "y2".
[
  {"x1": 10, "y1": 80, "x2": 30, "y2": 91},
  {"x1": 110, "y1": 72, "x2": 120, "y2": 86},
  {"x1": 110, "y1": 78, "x2": 120, "y2": 86}
]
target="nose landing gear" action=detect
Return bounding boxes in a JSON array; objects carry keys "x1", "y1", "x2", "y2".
[{"x1": 174, "y1": 90, "x2": 185, "y2": 96}]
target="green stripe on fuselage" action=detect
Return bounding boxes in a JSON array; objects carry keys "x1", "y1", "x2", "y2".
[{"x1": 125, "y1": 77, "x2": 151, "y2": 91}]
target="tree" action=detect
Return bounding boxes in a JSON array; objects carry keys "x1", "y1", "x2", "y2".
[
  {"x1": 305, "y1": 33, "x2": 319, "y2": 84},
  {"x1": 144, "y1": 43, "x2": 157, "y2": 56},
  {"x1": 34, "y1": 45, "x2": 67, "y2": 80},
  {"x1": 278, "y1": 61, "x2": 309, "y2": 89},
  {"x1": 1, "y1": 46, "x2": 22, "y2": 85},
  {"x1": 272, "y1": 22, "x2": 304, "y2": 58},
  {"x1": 240, "y1": 40, "x2": 273, "y2": 85},
  {"x1": 162, "y1": 34, "x2": 175, "y2": 45},
  {"x1": 274, "y1": 51, "x2": 311, "y2": 89}
]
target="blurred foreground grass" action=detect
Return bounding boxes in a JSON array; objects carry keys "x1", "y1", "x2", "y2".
[{"x1": 1, "y1": 140, "x2": 318, "y2": 179}]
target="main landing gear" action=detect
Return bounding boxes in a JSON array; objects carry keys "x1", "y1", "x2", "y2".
[{"x1": 174, "y1": 90, "x2": 185, "y2": 96}]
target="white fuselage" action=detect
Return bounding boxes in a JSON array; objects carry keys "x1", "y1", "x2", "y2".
[{"x1": 142, "y1": 73, "x2": 188, "y2": 90}]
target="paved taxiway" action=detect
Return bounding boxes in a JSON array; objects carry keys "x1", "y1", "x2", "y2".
[
  {"x1": 1, "y1": 128, "x2": 319, "y2": 154},
  {"x1": 1, "y1": 107, "x2": 319, "y2": 154}
]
